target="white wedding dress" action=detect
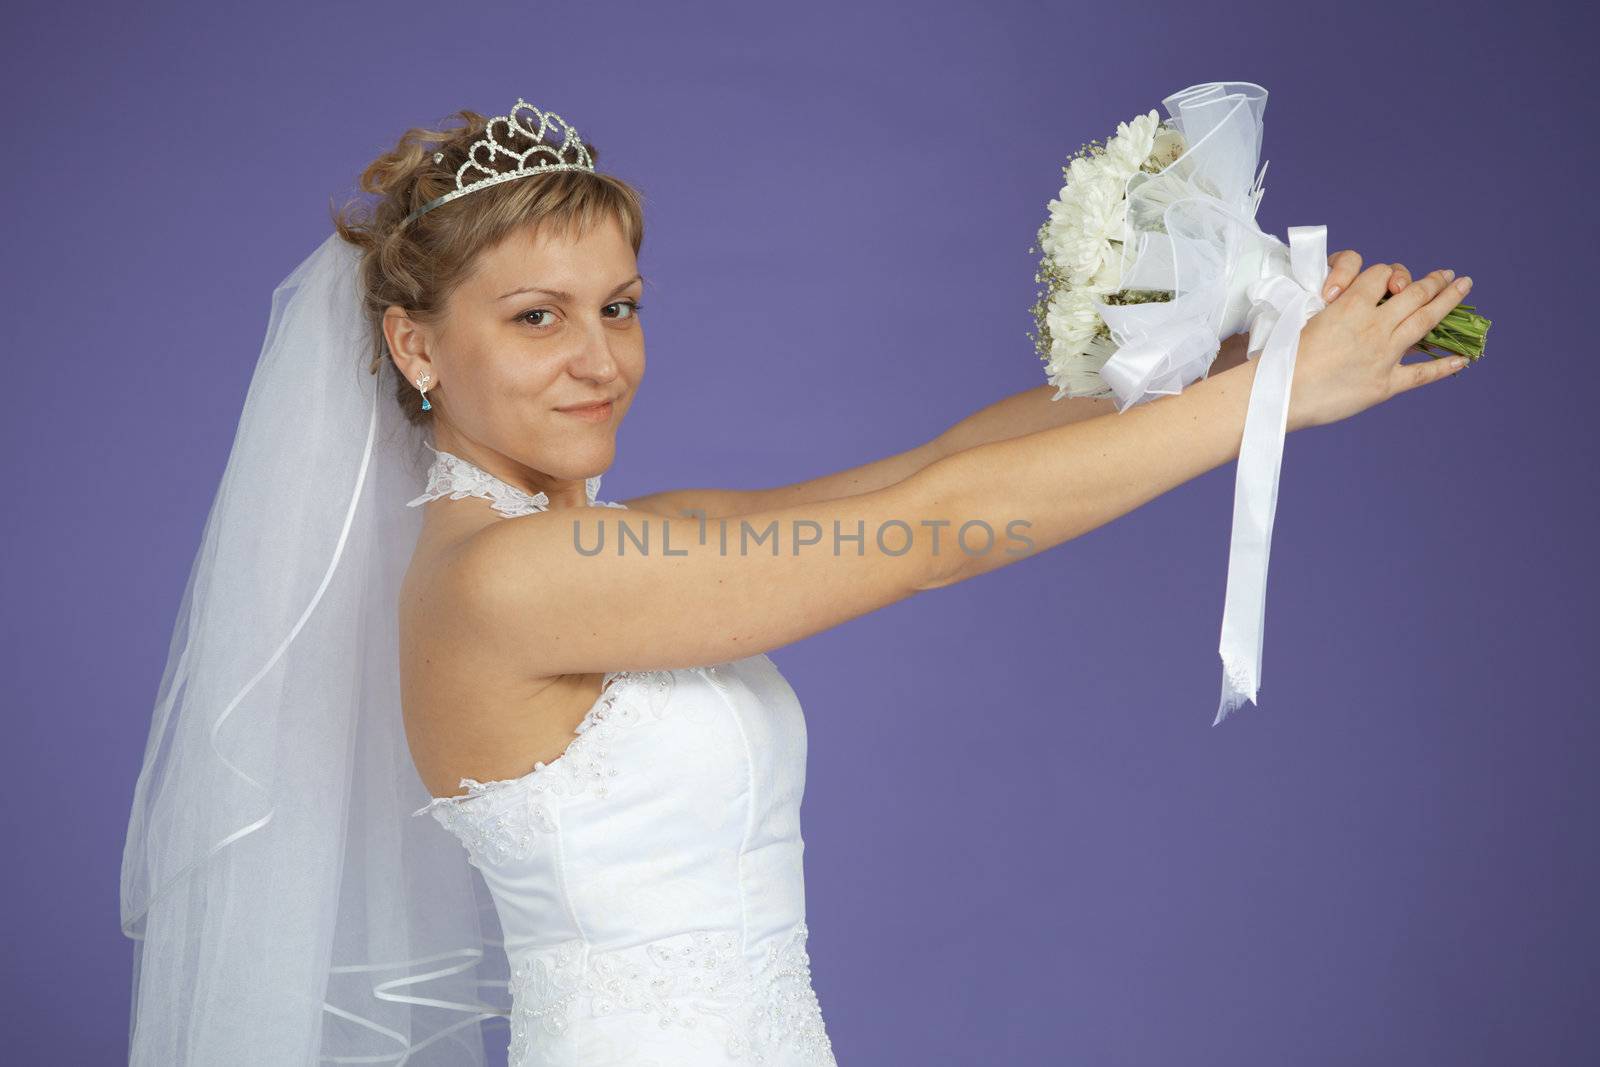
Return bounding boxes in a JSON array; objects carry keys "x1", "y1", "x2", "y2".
[{"x1": 406, "y1": 446, "x2": 838, "y2": 1067}]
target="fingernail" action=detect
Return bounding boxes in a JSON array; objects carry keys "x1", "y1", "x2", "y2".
[
  {"x1": 1451, "y1": 357, "x2": 1468, "y2": 370},
  {"x1": 1442, "y1": 269, "x2": 1455, "y2": 281},
  {"x1": 1324, "y1": 284, "x2": 1340, "y2": 300},
  {"x1": 1455, "y1": 276, "x2": 1473, "y2": 294}
]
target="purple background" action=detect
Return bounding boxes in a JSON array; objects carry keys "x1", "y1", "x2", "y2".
[{"x1": 4, "y1": 1, "x2": 1594, "y2": 1063}]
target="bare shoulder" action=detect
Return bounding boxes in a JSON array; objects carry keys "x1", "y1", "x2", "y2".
[
  {"x1": 397, "y1": 519, "x2": 606, "y2": 799},
  {"x1": 425, "y1": 505, "x2": 614, "y2": 642},
  {"x1": 441, "y1": 473, "x2": 939, "y2": 679}
]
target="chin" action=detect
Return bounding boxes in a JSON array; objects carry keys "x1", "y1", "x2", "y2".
[{"x1": 560, "y1": 436, "x2": 617, "y2": 474}]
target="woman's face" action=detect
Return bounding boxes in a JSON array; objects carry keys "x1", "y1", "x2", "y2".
[{"x1": 402, "y1": 213, "x2": 644, "y2": 502}]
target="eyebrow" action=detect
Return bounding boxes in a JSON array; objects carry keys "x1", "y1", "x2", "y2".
[{"x1": 497, "y1": 273, "x2": 645, "y2": 302}]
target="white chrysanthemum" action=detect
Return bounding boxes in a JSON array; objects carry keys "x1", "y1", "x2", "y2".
[
  {"x1": 1042, "y1": 213, "x2": 1095, "y2": 281},
  {"x1": 1045, "y1": 328, "x2": 1121, "y2": 399},
  {"x1": 1040, "y1": 230, "x2": 1082, "y2": 270},
  {"x1": 1041, "y1": 147, "x2": 1126, "y2": 268},
  {"x1": 1045, "y1": 287, "x2": 1103, "y2": 349},
  {"x1": 1057, "y1": 178, "x2": 1125, "y2": 282},
  {"x1": 1060, "y1": 226, "x2": 1103, "y2": 275},
  {"x1": 1065, "y1": 153, "x2": 1101, "y2": 189},
  {"x1": 1035, "y1": 111, "x2": 1199, "y2": 399},
  {"x1": 1035, "y1": 117, "x2": 1169, "y2": 398},
  {"x1": 1041, "y1": 187, "x2": 1087, "y2": 261},
  {"x1": 1039, "y1": 219, "x2": 1068, "y2": 262},
  {"x1": 1087, "y1": 251, "x2": 1122, "y2": 294},
  {"x1": 1101, "y1": 110, "x2": 1160, "y2": 178}
]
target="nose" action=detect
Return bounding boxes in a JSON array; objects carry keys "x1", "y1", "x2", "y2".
[{"x1": 568, "y1": 318, "x2": 622, "y2": 384}]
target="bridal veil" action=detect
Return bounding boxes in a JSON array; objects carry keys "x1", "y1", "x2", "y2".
[{"x1": 120, "y1": 232, "x2": 507, "y2": 1064}]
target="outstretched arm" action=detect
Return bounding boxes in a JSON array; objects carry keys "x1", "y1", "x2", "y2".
[
  {"x1": 624, "y1": 250, "x2": 1403, "y2": 520},
  {"x1": 448, "y1": 353, "x2": 1271, "y2": 679},
  {"x1": 443, "y1": 259, "x2": 1467, "y2": 678},
  {"x1": 623, "y1": 334, "x2": 1252, "y2": 519},
  {"x1": 930, "y1": 251, "x2": 1414, "y2": 460},
  {"x1": 938, "y1": 333, "x2": 1257, "y2": 455}
]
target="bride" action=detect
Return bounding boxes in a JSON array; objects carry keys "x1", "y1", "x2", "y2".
[{"x1": 119, "y1": 98, "x2": 1472, "y2": 1065}]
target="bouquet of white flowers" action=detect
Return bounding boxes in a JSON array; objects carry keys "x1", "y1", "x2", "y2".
[
  {"x1": 1029, "y1": 85, "x2": 1488, "y2": 407},
  {"x1": 1026, "y1": 82, "x2": 1490, "y2": 725},
  {"x1": 1028, "y1": 110, "x2": 1196, "y2": 401}
]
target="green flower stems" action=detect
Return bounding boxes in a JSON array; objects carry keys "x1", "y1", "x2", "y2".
[{"x1": 1379, "y1": 296, "x2": 1491, "y2": 363}]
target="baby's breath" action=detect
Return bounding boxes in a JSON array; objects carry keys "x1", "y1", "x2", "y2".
[{"x1": 1030, "y1": 111, "x2": 1184, "y2": 393}]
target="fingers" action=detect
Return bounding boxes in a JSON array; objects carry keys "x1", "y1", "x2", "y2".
[
  {"x1": 1378, "y1": 268, "x2": 1452, "y2": 330},
  {"x1": 1347, "y1": 261, "x2": 1398, "y2": 306},
  {"x1": 1385, "y1": 269, "x2": 1464, "y2": 341},
  {"x1": 1387, "y1": 263, "x2": 1412, "y2": 294},
  {"x1": 1391, "y1": 351, "x2": 1469, "y2": 397},
  {"x1": 1322, "y1": 249, "x2": 1362, "y2": 301},
  {"x1": 1323, "y1": 255, "x2": 1411, "y2": 303}
]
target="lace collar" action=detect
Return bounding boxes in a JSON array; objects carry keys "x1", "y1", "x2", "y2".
[{"x1": 406, "y1": 443, "x2": 626, "y2": 518}]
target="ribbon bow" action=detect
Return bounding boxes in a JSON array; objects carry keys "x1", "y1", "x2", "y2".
[
  {"x1": 1215, "y1": 224, "x2": 1328, "y2": 725},
  {"x1": 1084, "y1": 82, "x2": 1337, "y2": 723},
  {"x1": 1099, "y1": 318, "x2": 1228, "y2": 408}
]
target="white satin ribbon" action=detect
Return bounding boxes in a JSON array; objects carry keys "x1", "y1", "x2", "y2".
[
  {"x1": 1078, "y1": 82, "x2": 1339, "y2": 723},
  {"x1": 1099, "y1": 318, "x2": 1223, "y2": 408},
  {"x1": 1214, "y1": 223, "x2": 1328, "y2": 724}
]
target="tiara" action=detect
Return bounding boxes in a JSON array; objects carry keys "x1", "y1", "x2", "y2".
[{"x1": 400, "y1": 98, "x2": 597, "y2": 228}]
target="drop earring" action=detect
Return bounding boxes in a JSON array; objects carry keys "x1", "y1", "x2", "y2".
[{"x1": 415, "y1": 373, "x2": 434, "y2": 412}]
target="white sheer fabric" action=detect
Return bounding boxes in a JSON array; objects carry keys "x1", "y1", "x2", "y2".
[
  {"x1": 122, "y1": 234, "x2": 512, "y2": 1064},
  {"x1": 120, "y1": 231, "x2": 836, "y2": 1064},
  {"x1": 1091, "y1": 81, "x2": 1330, "y2": 723}
]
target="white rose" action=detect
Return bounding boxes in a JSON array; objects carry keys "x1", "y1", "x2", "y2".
[{"x1": 1151, "y1": 124, "x2": 1187, "y2": 168}]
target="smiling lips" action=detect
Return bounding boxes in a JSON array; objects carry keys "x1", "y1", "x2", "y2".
[{"x1": 557, "y1": 398, "x2": 614, "y2": 421}]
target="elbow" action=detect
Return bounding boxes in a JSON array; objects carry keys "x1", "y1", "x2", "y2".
[
  {"x1": 899, "y1": 452, "x2": 1045, "y2": 593},
  {"x1": 912, "y1": 562, "x2": 965, "y2": 594},
  {"x1": 897, "y1": 463, "x2": 973, "y2": 594}
]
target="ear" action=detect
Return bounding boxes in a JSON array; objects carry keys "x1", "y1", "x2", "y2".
[{"x1": 383, "y1": 305, "x2": 435, "y2": 390}]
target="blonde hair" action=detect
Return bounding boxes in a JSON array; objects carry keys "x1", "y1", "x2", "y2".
[{"x1": 331, "y1": 107, "x2": 646, "y2": 425}]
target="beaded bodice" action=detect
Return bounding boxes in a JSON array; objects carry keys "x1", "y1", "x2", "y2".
[{"x1": 405, "y1": 445, "x2": 836, "y2": 1066}]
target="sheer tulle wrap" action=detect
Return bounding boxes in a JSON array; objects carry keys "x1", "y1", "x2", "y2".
[
  {"x1": 1091, "y1": 81, "x2": 1328, "y2": 724},
  {"x1": 120, "y1": 234, "x2": 509, "y2": 1063}
]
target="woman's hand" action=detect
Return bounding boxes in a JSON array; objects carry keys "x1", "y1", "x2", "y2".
[
  {"x1": 1288, "y1": 250, "x2": 1471, "y2": 431},
  {"x1": 1212, "y1": 253, "x2": 1419, "y2": 375},
  {"x1": 1323, "y1": 251, "x2": 1416, "y2": 304}
]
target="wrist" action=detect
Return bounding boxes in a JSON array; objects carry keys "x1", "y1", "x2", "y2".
[{"x1": 1212, "y1": 332, "x2": 1251, "y2": 374}]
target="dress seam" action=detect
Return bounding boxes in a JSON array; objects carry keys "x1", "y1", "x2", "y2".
[
  {"x1": 550, "y1": 806, "x2": 587, "y2": 947},
  {"x1": 700, "y1": 664, "x2": 756, "y2": 961}
]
